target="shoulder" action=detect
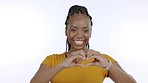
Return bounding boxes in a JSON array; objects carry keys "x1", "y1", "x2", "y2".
[
  {"x1": 102, "y1": 53, "x2": 117, "y2": 62},
  {"x1": 46, "y1": 52, "x2": 66, "y2": 59},
  {"x1": 41, "y1": 52, "x2": 66, "y2": 67}
]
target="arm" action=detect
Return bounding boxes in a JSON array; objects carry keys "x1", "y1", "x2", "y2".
[
  {"x1": 108, "y1": 62, "x2": 137, "y2": 83},
  {"x1": 30, "y1": 63, "x2": 65, "y2": 83},
  {"x1": 86, "y1": 49, "x2": 136, "y2": 83},
  {"x1": 30, "y1": 50, "x2": 86, "y2": 83}
]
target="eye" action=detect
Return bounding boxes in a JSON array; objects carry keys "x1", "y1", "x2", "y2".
[
  {"x1": 83, "y1": 29, "x2": 89, "y2": 33},
  {"x1": 70, "y1": 28, "x2": 76, "y2": 32}
]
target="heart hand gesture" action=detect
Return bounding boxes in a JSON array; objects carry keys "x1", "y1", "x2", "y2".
[
  {"x1": 86, "y1": 49, "x2": 109, "y2": 68},
  {"x1": 63, "y1": 49, "x2": 110, "y2": 68}
]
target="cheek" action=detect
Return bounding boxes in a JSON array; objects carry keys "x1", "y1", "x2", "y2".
[
  {"x1": 68, "y1": 33, "x2": 74, "y2": 39},
  {"x1": 84, "y1": 34, "x2": 91, "y2": 43},
  {"x1": 67, "y1": 32, "x2": 75, "y2": 42},
  {"x1": 67, "y1": 31, "x2": 76, "y2": 38},
  {"x1": 84, "y1": 33, "x2": 91, "y2": 39},
  {"x1": 88, "y1": 31, "x2": 92, "y2": 37},
  {"x1": 85, "y1": 37, "x2": 90, "y2": 42}
]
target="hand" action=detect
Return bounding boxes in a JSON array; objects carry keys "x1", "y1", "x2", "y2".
[
  {"x1": 62, "y1": 50, "x2": 86, "y2": 68},
  {"x1": 86, "y1": 49, "x2": 109, "y2": 68}
]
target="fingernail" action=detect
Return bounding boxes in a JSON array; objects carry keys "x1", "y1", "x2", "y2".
[
  {"x1": 83, "y1": 57, "x2": 85, "y2": 59},
  {"x1": 86, "y1": 57, "x2": 88, "y2": 60},
  {"x1": 83, "y1": 65, "x2": 87, "y2": 68}
]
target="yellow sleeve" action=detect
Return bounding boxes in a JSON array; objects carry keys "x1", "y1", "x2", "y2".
[
  {"x1": 41, "y1": 53, "x2": 65, "y2": 68},
  {"x1": 41, "y1": 54, "x2": 57, "y2": 68},
  {"x1": 102, "y1": 54, "x2": 116, "y2": 77},
  {"x1": 102, "y1": 54, "x2": 116, "y2": 63}
]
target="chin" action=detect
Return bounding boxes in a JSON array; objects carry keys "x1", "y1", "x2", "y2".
[{"x1": 73, "y1": 46, "x2": 85, "y2": 50}]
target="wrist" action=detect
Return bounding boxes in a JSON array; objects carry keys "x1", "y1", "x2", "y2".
[
  {"x1": 60, "y1": 60, "x2": 71, "y2": 68},
  {"x1": 104, "y1": 60, "x2": 112, "y2": 70}
]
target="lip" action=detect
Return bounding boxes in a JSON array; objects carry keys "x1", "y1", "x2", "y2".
[{"x1": 74, "y1": 40, "x2": 84, "y2": 45}]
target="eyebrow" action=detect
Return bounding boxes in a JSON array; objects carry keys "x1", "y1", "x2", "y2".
[
  {"x1": 83, "y1": 26, "x2": 89, "y2": 29},
  {"x1": 70, "y1": 25, "x2": 89, "y2": 29},
  {"x1": 70, "y1": 26, "x2": 77, "y2": 29}
]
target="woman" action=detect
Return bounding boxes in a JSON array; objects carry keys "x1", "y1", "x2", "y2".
[{"x1": 30, "y1": 5, "x2": 136, "y2": 83}]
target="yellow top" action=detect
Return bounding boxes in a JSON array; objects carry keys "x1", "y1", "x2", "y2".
[{"x1": 42, "y1": 52, "x2": 116, "y2": 83}]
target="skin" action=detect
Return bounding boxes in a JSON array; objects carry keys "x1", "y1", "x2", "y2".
[{"x1": 30, "y1": 14, "x2": 136, "y2": 83}]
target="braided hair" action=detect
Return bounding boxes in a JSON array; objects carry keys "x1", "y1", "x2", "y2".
[{"x1": 65, "y1": 5, "x2": 93, "y2": 51}]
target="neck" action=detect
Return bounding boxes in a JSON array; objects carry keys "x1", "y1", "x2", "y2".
[{"x1": 66, "y1": 47, "x2": 88, "y2": 57}]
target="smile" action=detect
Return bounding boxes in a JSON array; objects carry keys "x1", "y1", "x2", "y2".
[{"x1": 74, "y1": 40, "x2": 84, "y2": 45}]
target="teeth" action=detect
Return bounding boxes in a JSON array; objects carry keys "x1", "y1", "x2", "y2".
[{"x1": 74, "y1": 41, "x2": 83, "y2": 45}]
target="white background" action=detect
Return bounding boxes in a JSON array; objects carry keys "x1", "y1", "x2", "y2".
[{"x1": 0, "y1": 0, "x2": 148, "y2": 83}]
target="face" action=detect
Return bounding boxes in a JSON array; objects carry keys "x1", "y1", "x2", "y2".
[{"x1": 66, "y1": 14, "x2": 92, "y2": 51}]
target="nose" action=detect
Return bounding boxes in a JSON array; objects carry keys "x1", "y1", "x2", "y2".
[{"x1": 76, "y1": 31, "x2": 83, "y2": 39}]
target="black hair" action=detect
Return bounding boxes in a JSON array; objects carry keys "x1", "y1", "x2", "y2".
[
  {"x1": 65, "y1": 5, "x2": 92, "y2": 52},
  {"x1": 65, "y1": 5, "x2": 93, "y2": 26}
]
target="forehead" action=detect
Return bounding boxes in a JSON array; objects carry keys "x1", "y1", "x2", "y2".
[{"x1": 67, "y1": 14, "x2": 91, "y2": 27}]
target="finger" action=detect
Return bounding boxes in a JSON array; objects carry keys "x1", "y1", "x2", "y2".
[
  {"x1": 75, "y1": 63, "x2": 86, "y2": 68},
  {"x1": 96, "y1": 57, "x2": 109, "y2": 67},
  {"x1": 86, "y1": 62, "x2": 102, "y2": 67},
  {"x1": 86, "y1": 50, "x2": 101, "y2": 59},
  {"x1": 75, "y1": 55, "x2": 85, "y2": 60},
  {"x1": 76, "y1": 57, "x2": 84, "y2": 63},
  {"x1": 68, "y1": 50, "x2": 85, "y2": 59},
  {"x1": 78, "y1": 50, "x2": 86, "y2": 59},
  {"x1": 86, "y1": 49, "x2": 94, "y2": 58},
  {"x1": 78, "y1": 53, "x2": 85, "y2": 59},
  {"x1": 79, "y1": 50, "x2": 86, "y2": 56},
  {"x1": 68, "y1": 59, "x2": 85, "y2": 67},
  {"x1": 95, "y1": 56, "x2": 108, "y2": 63},
  {"x1": 68, "y1": 54, "x2": 84, "y2": 62},
  {"x1": 67, "y1": 60, "x2": 75, "y2": 67},
  {"x1": 87, "y1": 54, "x2": 101, "y2": 60},
  {"x1": 75, "y1": 51, "x2": 86, "y2": 63},
  {"x1": 87, "y1": 53, "x2": 94, "y2": 60}
]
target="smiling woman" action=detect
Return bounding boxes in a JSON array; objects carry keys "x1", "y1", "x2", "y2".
[
  {"x1": 30, "y1": 5, "x2": 136, "y2": 83},
  {"x1": 0, "y1": 6, "x2": 46, "y2": 65}
]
